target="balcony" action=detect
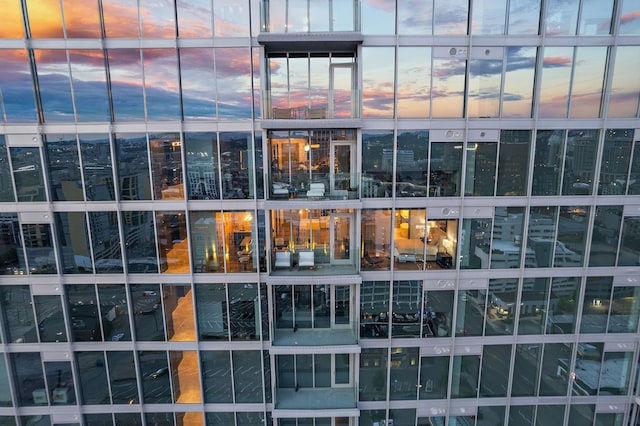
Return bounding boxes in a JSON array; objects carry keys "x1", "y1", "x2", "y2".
[{"x1": 275, "y1": 387, "x2": 357, "y2": 410}]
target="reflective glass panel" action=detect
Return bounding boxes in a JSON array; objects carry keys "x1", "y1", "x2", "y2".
[
  {"x1": 485, "y1": 279, "x2": 516, "y2": 335},
  {"x1": 139, "y1": 0, "x2": 175, "y2": 37},
  {"x1": 190, "y1": 211, "x2": 225, "y2": 273},
  {"x1": 138, "y1": 351, "x2": 171, "y2": 403},
  {"x1": 555, "y1": 206, "x2": 589, "y2": 267},
  {"x1": 180, "y1": 49, "x2": 216, "y2": 120},
  {"x1": 432, "y1": 58, "x2": 465, "y2": 118},
  {"x1": 456, "y1": 289, "x2": 486, "y2": 336},
  {"x1": 62, "y1": 0, "x2": 101, "y2": 37},
  {"x1": 11, "y1": 147, "x2": 46, "y2": 202},
  {"x1": 89, "y1": 211, "x2": 123, "y2": 273},
  {"x1": 44, "y1": 361, "x2": 75, "y2": 405},
  {"x1": 391, "y1": 281, "x2": 421, "y2": 337},
  {"x1": 545, "y1": 0, "x2": 579, "y2": 35},
  {"x1": 526, "y1": 207, "x2": 558, "y2": 268},
  {"x1": 233, "y1": 351, "x2": 263, "y2": 402},
  {"x1": 361, "y1": 0, "x2": 395, "y2": 34},
  {"x1": 201, "y1": 351, "x2": 232, "y2": 402},
  {"x1": 451, "y1": 355, "x2": 479, "y2": 398},
  {"x1": 0, "y1": 50, "x2": 38, "y2": 122},
  {"x1": 46, "y1": 135, "x2": 82, "y2": 201},
  {"x1": 468, "y1": 58, "x2": 502, "y2": 117},
  {"x1": 589, "y1": 206, "x2": 622, "y2": 267},
  {"x1": 600, "y1": 352, "x2": 633, "y2": 394},
  {"x1": 34, "y1": 49, "x2": 74, "y2": 122},
  {"x1": 12, "y1": 353, "x2": 46, "y2": 406},
  {"x1": 219, "y1": 132, "x2": 253, "y2": 199},
  {"x1": 619, "y1": 0, "x2": 640, "y2": 34},
  {"x1": 496, "y1": 130, "x2": 531, "y2": 196},
  {"x1": 156, "y1": 212, "x2": 189, "y2": 273},
  {"x1": 229, "y1": 284, "x2": 258, "y2": 339},
  {"x1": 608, "y1": 287, "x2": 640, "y2": 333},
  {"x1": 570, "y1": 47, "x2": 607, "y2": 118},
  {"x1": 106, "y1": 351, "x2": 138, "y2": 404},
  {"x1": 162, "y1": 284, "x2": 195, "y2": 341},
  {"x1": 629, "y1": 140, "x2": 640, "y2": 194},
  {"x1": 130, "y1": 284, "x2": 164, "y2": 340},
  {"x1": 429, "y1": 142, "x2": 463, "y2": 197},
  {"x1": 598, "y1": 129, "x2": 633, "y2": 195},
  {"x1": 395, "y1": 132, "x2": 429, "y2": 197},
  {"x1": 22, "y1": 224, "x2": 57, "y2": 274},
  {"x1": 66, "y1": 284, "x2": 103, "y2": 342},
  {"x1": 608, "y1": 46, "x2": 640, "y2": 118},
  {"x1": 0, "y1": 0, "x2": 25, "y2": 38},
  {"x1": 169, "y1": 350, "x2": 201, "y2": 403},
  {"x1": 568, "y1": 405, "x2": 595, "y2": 424},
  {"x1": 123, "y1": 211, "x2": 158, "y2": 273},
  {"x1": 512, "y1": 344, "x2": 541, "y2": 396},
  {"x1": 185, "y1": 132, "x2": 220, "y2": 200},
  {"x1": 214, "y1": 0, "x2": 250, "y2": 36},
  {"x1": 502, "y1": 47, "x2": 536, "y2": 117},
  {"x1": 102, "y1": 0, "x2": 139, "y2": 37},
  {"x1": 398, "y1": 0, "x2": 432, "y2": 34},
  {"x1": 619, "y1": 217, "x2": 640, "y2": 266},
  {"x1": 195, "y1": 284, "x2": 228, "y2": 341},
  {"x1": 459, "y1": 218, "x2": 492, "y2": 269},
  {"x1": 75, "y1": 351, "x2": 109, "y2": 404},
  {"x1": 464, "y1": 142, "x2": 496, "y2": 196},
  {"x1": 538, "y1": 47, "x2": 573, "y2": 118},
  {"x1": 0, "y1": 137, "x2": 14, "y2": 201},
  {"x1": 216, "y1": 48, "x2": 253, "y2": 119},
  {"x1": 538, "y1": 343, "x2": 572, "y2": 396},
  {"x1": 116, "y1": 133, "x2": 151, "y2": 200},
  {"x1": 26, "y1": 0, "x2": 64, "y2": 38},
  {"x1": 177, "y1": 0, "x2": 213, "y2": 37},
  {"x1": 149, "y1": 134, "x2": 183, "y2": 200},
  {"x1": 397, "y1": 47, "x2": 430, "y2": 118},
  {"x1": 531, "y1": 130, "x2": 565, "y2": 196},
  {"x1": 359, "y1": 348, "x2": 387, "y2": 401},
  {"x1": 389, "y1": 347, "x2": 419, "y2": 400},
  {"x1": 143, "y1": 49, "x2": 181, "y2": 120},
  {"x1": 579, "y1": 0, "x2": 613, "y2": 35},
  {"x1": 0, "y1": 355, "x2": 12, "y2": 406},
  {"x1": 1, "y1": 286, "x2": 36, "y2": 342},
  {"x1": 471, "y1": 0, "x2": 506, "y2": 34},
  {"x1": 419, "y1": 356, "x2": 448, "y2": 399},
  {"x1": 68, "y1": 50, "x2": 110, "y2": 121},
  {"x1": 108, "y1": 50, "x2": 145, "y2": 121},
  {"x1": 507, "y1": 0, "x2": 540, "y2": 34},
  {"x1": 547, "y1": 277, "x2": 580, "y2": 334},
  {"x1": 479, "y1": 345, "x2": 511, "y2": 397},
  {"x1": 0, "y1": 213, "x2": 26, "y2": 275},
  {"x1": 434, "y1": 0, "x2": 468, "y2": 35},
  {"x1": 34, "y1": 295, "x2": 67, "y2": 342},
  {"x1": 361, "y1": 209, "x2": 391, "y2": 270},
  {"x1": 490, "y1": 207, "x2": 525, "y2": 269},
  {"x1": 98, "y1": 284, "x2": 131, "y2": 341},
  {"x1": 362, "y1": 132, "x2": 393, "y2": 198},
  {"x1": 362, "y1": 48, "x2": 395, "y2": 118},
  {"x1": 536, "y1": 405, "x2": 565, "y2": 425},
  {"x1": 80, "y1": 134, "x2": 115, "y2": 201},
  {"x1": 581, "y1": 277, "x2": 613, "y2": 333},
  {"x1": 561, "y1": 129, "x2": 599, "y2": 195}
]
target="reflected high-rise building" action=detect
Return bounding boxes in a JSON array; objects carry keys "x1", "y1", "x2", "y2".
[{"x1": 0, "y1": 1, "x2": 640, "y2": 425}]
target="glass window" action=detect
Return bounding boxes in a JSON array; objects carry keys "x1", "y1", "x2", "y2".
[
  {"x1": 139, "y1": 0, "x2": 175, "y2": 37},
  {"x1": 177, "y1": 0, "x2": 213, "y2": 37},
  {"x1": 75, "y1": 351, "x2": 109, "y2": 404},
  {"x1": 55, "y1": 212, "x2": 92, "y2": 274},
  {"x1": 490, "y1": 207, "x2": 525, "y2": 269},
  {"x1": 460, "y1": 218, "x2": 492, "y2": 269},
  {"x1": 547, "y1": 277, "x2": 580, "y2": 334},
  {"x1": 123, "y1": 211, "x2": 158, "y2": 273},
  {"x1": 169, "y1": 350, "x2": 201, "y2": 403},
  {"x1": 116, "y1": 134, "x2": 151, "y2": 200},
  {"x1": 0, "y1": 137, "x2": 14, "y2": 201},
  {"x1": 44, "y1": 361, "x2": 75, "y2": 405},
  {"x1": 233, "y1": 351, "x2": 263, "y2": 403},
  {"x1": 518, "y1": 279, "x2": 550, "y2": 334},
  {"x1": 471, "y1": 0, "x2": 506, "y2": 34},
  {"x1": 423, "y1": 290, "x2": 453, "y2": 337},
  {"x1": 619, "y1": 217, "x2": 640, "y2": 266},
  {"x1": 22, "y1": 224, "x2": 57, "y2": 274},
  {"x1": 496, "y1": 130, "x2": 531, "y2": 196},
  {"x1": 143, "y1": 49, "x2": 180, "y2": 120},
  {"x1": 456, "y1": 289, "x2": 486, "y2": 336},
  {"x1": 362, "y1": 131, "x2": 393, "y2": 198},
  {"x1": 568, "y1": 405, "x2": 595, "y2": 424},
  {"x1": 512, "y1": 344, "x2": 541, "y2": 397},
  {"x1": 102, "y1": 0, "x2": 139, "y2": 37},
  {"x1": 361, "y1": 0, "x2": 394, "y2": 34},
  {"x1": 360, "y1": 281, "x2": 390, "y2": 339},
  {"x1": 195, "y1": 284, "x2": 228, "y2": 341},
  {"x1": 34, "y1": 295, "x2": 67, "y2": 343},
  {"x1": 216, "y1": 48, "x2": 253, "y2": 119},
  {"x1": 359, "y1": 348, "x2": 388, "y2": 401},
  {"x1": 600, "y1": 352, "x2": 633, "y2": 394},
  {"x1": 570, "y1": 46, "x2": 607, "y2": 118},
  {"x1": 451, "y1": 355, "x2": 479, "y2": 398},
  {"x1": 619, "y1": 0, "x2": 640, "y2": 34},
  {"x1": 130, "y1": 284, "x2": 165, "y2": 341},
  {"x1": 538, "y1": 47, "x2": 573, "y2": 118},
  {"x1": 180, "y1": 49, "x2": 216, "y2": 120},
  {"x1": 220, "y1": 132, "x2": 253, "y2": 199},
  {"x1": 555, "y1": 206, "x2": 589, "y2": 267},
  {"x1": 68, "y1": 50, "x2": 110, "y2": 121},
  {"x1": 589, "y1": 206, "x2": 622, "y2": 267},
  {"x1": 361, "y1": 48, "x2": 395, "y2": 118},
  {"x1": 61, "y1": 0, "x2": 101, "y2": 38},
  {"x1": 539, "y1": 343, "x2": 572, "y2": 396},
  {"x1": 429, "y1": 141, "x2": 462, "y2": 197},
  {"x1": 545, "y1": 0, "x2": 579, "y2": 35},
  {"x1": 163, "y1": 284, "x2": 195, "y2": 341},
  {"x1": 45, "y1": 135, "x2": 82, "y2": 201},
  {"x1": 213, "y1": 0, "x2": 249, "y2": 36},
  {"x1": 98, "y1": 284, "x2": 131, "y2": 342},
  {"x1": 0, "y1": 49, "x2": 38, "y2": 122},
  {"x1": 561, "y1": 129, "x2": 599, "y2": 195},
  {"x1": 190, "y1": 211, "x2": 225, "y2": 273},
  {"x1": 508, "y1": 406, "x2": 533, "y2": 426},
  {"x1": 531, "y1": 130, "x2": 565, "y2": 196},
  {"x1": 391, "y1": 281, "x2": 422, "y2": 338},
  {"x1": 11, "y1": 353, "x2": 46, "y2": 406},
  {"x1": 0, "y1": 0, "x2": 25, "y2": 38},
  {"x1": 106, "y1": 351, "x2": 138, "y2": 404},
  {"x1": 1, "y1": 286, "x2": 36, "y2": 343},
  {"x1": 579, "y1": 0, "x2": 613, "y2": 34},
  {"x1": 138, "y1": 351, "x2": 171, "y2": 403},
  {"x1": 608, "y1": 46, "x2": 640, "y2": 118},
  {"x1": 185, "y1": 132, "x2": 221, "y2": 200},
  {"x1": 581, "y1": 276, "x2": 613, "y2": 333},
  {"x1": 536, "y1": 405, "x2": 565, "y2": 425},
  {"x1": 502, "y1": 47, "x2": 536, "y2": 117},
  {"x1": 398, "y1": 0, "x2": 432, "y2": 34},
  {"x1": 108, "y1": 50, "x2": 145, "y2": 121},
  {"x1": 432, "y1": 58, "x2": 465, "y2": 118},
  {"x1": 397, "y1": 47, "x2": 431, "y2": 118},
  {"x1": 10, "y1": 147, "x2": 46, "y2": 202},
  {"x1": 479, "y1": 345, "x2": 511, "y2": 397},
  {"x1": 598, "y1": 129, "x2": 634, "y2": 195},
  {"x1": 485, "y1": 279, "x2": 516, "y2": 335},
  {"x1": 79, "y1": 135, "x2": 115, "y2": 201},
  {"x1": 201, "y1": 351, "x2": 232, "y2": 402},
  {"x1": 361, "y1": 209, "x2": 391, "y2": 271},
  {"x1": 419, "y1": 356, "x2": 449, "y2": 399},
  {"x1": 149, "y1": 134, "x2": 183, "y2": 200},
  {"x1": 34, "y1": 50, "x2": 75, "y2": 122},
  {"x1": 434, "y1": 0, "x2": 469, "y2": 35},
  {"x1": 629, "y1": 140, "x2": 640, "y2": 194},
  {"x1": 66, "y1": 284, "x2": 103, "y2": 342},
  {"x1": 464, "y1": 141, "x2": 497, "y2": 196},
  {"x1": 395, "y1": 132, "x2": 429, "y2": 197},
  {"x1": 467, "y1": 58, "x2": 502, "y2": 118},
  {"x1": 526, "y1": 207, "x2": 558, "y2": 268},
  {"x1": 507, "y1": 0, "x2": 540, "y2": 34},
  {"x1": 389, "y1": 347, "x2": 419, "y2": 400},
  {"x1": 0, "y1": 355, "x2": 12, "y2": 406},
  {"x1": 156, "y1": 212, "x2": 189, "y2": 274},
  {"x1": 25, "y1": 0, "x2": 64, "y2": 37},
  {"x1": 0, "y1": 213, "x2": 26, "y2": 275},
  {"x1": 90, "y1": 211, "x2": 123, "y2": 273}
]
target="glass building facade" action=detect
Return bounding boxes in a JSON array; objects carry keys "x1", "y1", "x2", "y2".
[{"x1": 0, "y1": 0, "x2": 639, "y2": 425}]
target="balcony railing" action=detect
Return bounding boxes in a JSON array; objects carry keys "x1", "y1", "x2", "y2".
[{"x1": 260, "y1": 0, "x2": 361, "y2": 33}]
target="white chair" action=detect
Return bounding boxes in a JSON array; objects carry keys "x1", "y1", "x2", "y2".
[
  {"x1": 298, "y1": 251, "x2": 315, "y2": 269},
  {"x1": 306, "y1": 183, "x2": 325, "y2": 198},
  {"x1": 274, "y1": 251, "x2": 292, "y2": 269}
]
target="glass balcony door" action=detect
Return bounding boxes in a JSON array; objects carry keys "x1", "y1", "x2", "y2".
[
  {"x1": 277, "y1": 353, "x2": 352, "y2": 390},
  {"x1": 330, "y1": 141, "x2": 355, "y2": 196},
  {"x1": 330, "y1": 212, "x2": 353, "y2": 265},
  {"x1": 329, "y1": 64, "x2": 355, "y2": 118},
  {"x1": 274, "y1": 284, "x2": 355, "y2": 330}
]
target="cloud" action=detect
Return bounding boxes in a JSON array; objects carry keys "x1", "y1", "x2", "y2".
[
  {"x1": 365, "y1": 0, "x2": 395, "y2": 13},
  {"x1": 543, "y1": 56, "x2": 573, "y2": 67},
  {"x1": 620, "y1": 10, "x2": 640, "y2": 26}
]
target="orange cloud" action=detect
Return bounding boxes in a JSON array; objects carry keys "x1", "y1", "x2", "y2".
[{"x1": 543, "y1": 56, "x2": 572, "y2": 67}]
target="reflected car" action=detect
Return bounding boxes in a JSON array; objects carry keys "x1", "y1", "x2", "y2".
[{"x1": 149, "y1": 367, "x2": 169, "y2": 379}]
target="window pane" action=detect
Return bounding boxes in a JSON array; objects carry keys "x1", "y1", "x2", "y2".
[
  {"x1": 44, "y1": 361, "x2": 75, "y2": 405},
  {"x1": 1, "y1": 286, "x2": 36, "y2": 342},
  {"x1": 229, "y1": 283, "x2": 258, "y2": 340},
  {"x1": 391, "y1": 281, "x2": 421, "y2": 338},
  {"x1": 619, "y1": 0, "x2": 640, "y2": 35},
  {"x1": 502, "y1": 47, "x2": 535, "y2": 117},
  {"x1": 26, "y1": 0, "x2": 64, "y2": 37},
  {"x1": 12, "y1": 353, "x2": 46, "y2": 406},
  {"x1": 629, "y1": 140, "x2": 640, "y2": 194},
  {"x1": 389, "y1": 347, "x2": 419, "y2": 400},
  {"x1": 163, "y1": 284, "x2": 194, "y2": 341},
  {"x1": 98, "y1": 284, "x2": 131, "y2": 341},
  {"x1": 490, "y1": 207, "x2": 524, "y2": 269},
  {"x1": 216, "y1": 48, "x2": 253, "y2": 119},
  {"x1": 180, "y1": 49, "x2": 216, "y2": 120},
  {"x1": 570, "y1": 47, "x2": 607, "y2": 118},
  {"x1": 62, "y1": 0, "x2": 101, "y2": 37},
  {"x1": 464, "y1": 142, "x2": 496, "y2": 196},
  {"x1": 398, "y1": 0, "x2": 432, "y2": 34},
  {"x1": 106, "y1": 351, "x2": 138, "y2": 404},
  {"x1": 555, "y1": 206, "x2": 588, "y2": 267},
  {"x1": 232, "y1": 351, "x2": 263, "y2": 403},
  {"x1": 139, "y1": 0, "x2": 175, "y2": 38},
  {"x1": 496, "y1": 130, "x2": 531, "y2": 196},
  {"x1": 177, "y1": 0, "x2": 213, "y2": 37},
  {"x1": 419, "y1": 356, "x2": 448, "y2": 399},
  {"x1": 608, "y1": 46, "x2": 640, "y2": 117},
  {"x1": 169, "y1": 350, "x2": 201, "y2": 403},
  {"x1": 485, "y1": 279, "x2": 516, "y2": 335},
  {"x1": 108, "y1": 50, "x2": 145, "y2": 121},
  {"x1": 479, "y1": 345, "x2": 511, "y2": 397},
  {"x1": 220, "y1": 132, "x2": 253, "y2": 199},
  {"x1": 460, "y1": 218, "x2": 492, "y2": 269},
  {"x1": 507, "y1": 0, "x2": 540, "y2": 34},
  {"x1": 600, "y1": 352, "x2": 633, "y2": 394},
  {"x1": 138, "y1": 351, "x2": 171, "y2": 403},
  {"x1": 0, "y1": 213, "x2": 26, "y2": 275},
  {"x1": 362, "y1": 48, "x2": 395, "y2": 118},
  {"x1": 471, "y1": 0, "x2": 506, "y2": 34},
  {"x1": 589, "y1": 206, "x2": 622, "y2": 267},
  {"x1": 561, "y1": 129, "x2": 599, "y2": 196},
  {"x1": 545, "y1": 0, "x2": 579, "y2": 35},
  {"x1": 66, "y1": 284, "x2": 103, "y2": 342},
  {"x1": 579, "y1": 0, "x2": 613, "y2": 35},
  {"x1": 531, "y1": 130, "x2": 564, "y2": 196},
  {"x1": 361, "y1": 0, "x2": 395, "y2": 34},
  {"x1": 0, "y1": 355, "x2": 12, "y2": 406},
  {"x1": 46, "y1": 135, "x2": 82, "y2": 201},
  {"x1": 361, "y1": 210, "x2": 391, "y2": 270},
  {"x1": 123, "y1": 211, "x2": 158, "y2": 273},
  {"x1": 150, "y1": 134, "x2": 183, "y2": 201},
  {"x1": 598, "y1": 129, "x2": 633, "y2": 195},
  {"x1": 143, "y1": 49, "x2": 181, "y2": 120},
  {"x1": 201, "y1": 351, "x2": 232, "y2": 402},
  {"x1": 547, "y1": 277, "x2": 580, "y2": 334},
  {"x1": 80, "y1": 134, "x2": 115, "y2": 201},
  {"x1": 608, "y1": 287, "x2": 640, "y2": 333},
  {"x1": 397, "y1": 47, "x2": 430, "y2": 118},
  {"x1": 581, "y1": 277, "x2": 613, "y2": 334},
  {"x1": 538, "y1": 47, "x2": 573, "y2": 118},
  {"x1": 359, "y1": 348, "x2": 387, "y2": 401},
  {"x1": 75, "y1": 352, "x2": 109, "y2": 404},
  {"x1": 468, "y1": 59, "x2": 502, "y2": 117},
  {"x1": 102, "y1": 0, "x2": 139, "y2": 37},
  {"x1": 116, "y1": 134, "x2": 151, "y2": 200},
  {"x1": 456, "y1": 289, "x2": 486, "y2": 336},
  {"x1": 35, "y1": 50, "x2": 74, "y2": 122},
  {"x1": 130, "y1": 284, "x2": 164, "y2": 341},
  {"x1": 90, "y1": 211, "x2": 123, "y2": 273},
  {"x1": 195, "y1": 284, "x2": 228, "y2": 341},
  {"x1": 34, "y1": 295, "x2": 67, "y2": 343},
  {"x1": 69, "y1": 50, "x2": 110, "y2": 121},
  {"x1": 538, "y1": 343, "x2": 572, "y2": 396},
  {"x1": 619, "y1": 217, "x2": 640, "y2": 266},
  {"x1": 512, "y1": 344, "x2": 541, "y2": 396},
  {"x1": 190, "y1": 211, "x2": 225, "y2": 273},
  {"x1": 451, "y1": 355, "x2": 479, "y2": 398},
  {"x1": 0, "y1": 50, "x2": 38, "y2": 122},
  {"x1": 11, "y1": 147, "x2": 46, "y2": 202},
  {"x1": 22, "y1": 224, "x2": 57, "y2": 274},
  {"x1": 526, "y1": 207, "x2": 558, "y2": 268},
  {"x1": 434, "y1": 0, "x2": 468, "y2": 35},
  {"x1": 395, "y1": 132, "x2": 428, "y2": 197},
  {"x1": 0, "y1": 0, "x2": 25, "y2": 38},
  {"x1": 362, "y1": 132, "x2": 393, "y2": 198},
  {"x1": 432, "y1": 58, "x2": 465, "y2": 117}
]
